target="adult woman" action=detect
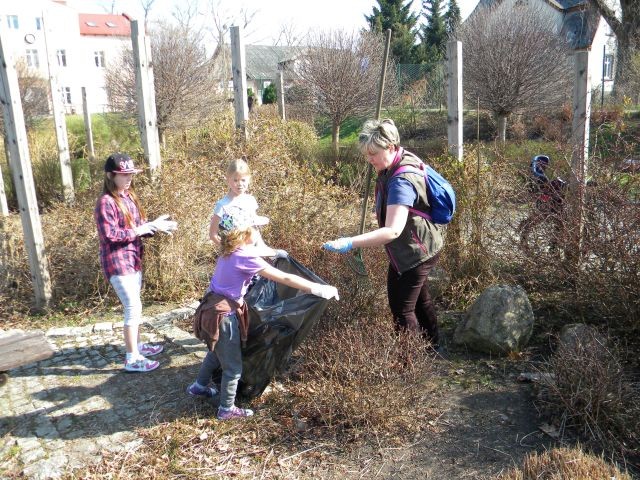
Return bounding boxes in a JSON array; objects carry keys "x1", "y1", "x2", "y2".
[{"x1": 323, "y1": 119, "x2": 444, "y2": 349}]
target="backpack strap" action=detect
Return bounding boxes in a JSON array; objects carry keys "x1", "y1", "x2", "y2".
[{"x1": 389, "y1": 164, "x2": 433, "y2": 222}]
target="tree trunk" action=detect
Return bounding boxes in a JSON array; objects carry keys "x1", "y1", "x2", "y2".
[
  {"x1": 332, "y1": 122, "x2": 340, "y2": 162},
  {"x1": 496, "y1": 114, "x2": 507, "y2": 142}
]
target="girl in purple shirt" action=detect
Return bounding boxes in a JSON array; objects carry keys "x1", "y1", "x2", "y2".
[{"x1": 187, "y1": 206, "x2": 339, "y2": 420}]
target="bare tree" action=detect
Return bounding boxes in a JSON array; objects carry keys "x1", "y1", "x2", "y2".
[
  {"x1": 0, "y1": 60, "x2": 49, "y2": 132},
  {"x1": 458, "y1": 2, "x2": 573, "y2": 141},
  {"x1": 273, "y1": 23, "x2": 305, "y2": 47},
  {"x1": 104, "y1": 21, "x2": 223, "y2": 145},
  {"x1": 140, "y1": 0, "x2": 157, "y2": 28},
  {"x1": 295, "y1": 30, "x2": 398, "y2": 160}
]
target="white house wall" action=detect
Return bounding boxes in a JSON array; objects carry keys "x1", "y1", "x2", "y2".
[
  {"x1": 590, "y1": 16, "x2": 616, "y2": 94},
  {"x1": 0, "y1": 0, "x2": 130, "y2": 116}
]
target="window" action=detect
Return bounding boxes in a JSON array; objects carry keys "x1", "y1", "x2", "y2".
[
  {"x1": 57, "y1": 49, "x2": 67, "y2": 67},
  {"x1": 7, "y1": 15, "x2": 19, "y2": 29},
  {"x1": 85, "y1": 21, "x2": 97, "y2": 27},
  {"x1": 25, "y1": 49, "x2": 39, "y2": 68},
  {"x1": 94, "y1": 50, "x2": 105, "y2": 68},
  {"x1": 105, "y1": 21, "x2": 118, "y2": 28},
  {"x1": 61, "y1": 87, "x2": 71, "y2": 105},
  {"x1": 603, "y1": 54, "x2": 614, "y2": 79},
  {"x1": 35, "y1": 17, "x2": 42, "y2": 30}
]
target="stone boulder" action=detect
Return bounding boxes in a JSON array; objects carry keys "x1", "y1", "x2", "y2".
[{"x1": 454, "y1": 284, "x2": 534, "y2": 354}]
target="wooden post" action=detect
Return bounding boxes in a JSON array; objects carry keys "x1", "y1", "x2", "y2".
[
  {"x1": 230, "y1": 26, "x2": 248, "y2": 140},
  {"x1": 81, "y1": 87, "x2": 95, "y2": 164},
  {"x1": 276, "y1": 70, "x2": 286, "y2": 121},
  {"x1": 0, "y1": 31, "x2": 52, "y2": 309},
  {"x1": 42, "y1": 10, "x2": 74, "y2": 204},
  {"x1": 446, "y1": 40, "x2": 463, "y2": 162},
  {"x1": 130, "y1": 19, "x2": 161, "y2": 177},
  {"x1": 568, "y1": 50, "x2": 592, "y2": 261}
]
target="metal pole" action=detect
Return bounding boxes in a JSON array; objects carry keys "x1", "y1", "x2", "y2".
[{"x1": 358, "y1": 29, "x2": 392, "y2": 236}]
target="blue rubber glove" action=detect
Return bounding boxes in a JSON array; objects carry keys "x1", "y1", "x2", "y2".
[{"x1": 322, "y1": 237, "x2": 353, "y2": 253}]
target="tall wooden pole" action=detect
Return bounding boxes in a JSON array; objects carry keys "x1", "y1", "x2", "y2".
[
  {"x1": 42, "y1": 9, "x2": 74, "y2": 204},
  {"x1": 230, "y1": 25, "x2": 249, "y2": 140},
  {"x1": 568, "y1": 50, "x2": 592, "y2": 262},
  {"x1": 358, "y1": 29, "x2": 392, "y2": 237},
  {"x1": 276, "y1": 70, "x2": 286, "y2": 121},
  {"x1": 446, "y1": 40, "x2": 463, "y2": 162},
  {"x1": 131, "y1": 19, "x2": 161, "y2": 177},
  {"x1": 81, "y1": 87, "x2": 95, "y2": 164},
  {"x1": 0, "y1": 31, "x2": 52, "y2": 309}
]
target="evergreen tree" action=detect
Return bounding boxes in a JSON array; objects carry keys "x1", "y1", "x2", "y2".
[
  {"x1": 365, "y1": 0, "x2": 419, "y2": 64},
  {"x1": 416, "y1": 0, "x2": 447, "y2": 64},
  {"x1": 444, "y1": 0, "x2": 461, "y2": 35}
]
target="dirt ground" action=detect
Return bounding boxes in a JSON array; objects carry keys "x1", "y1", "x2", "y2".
[{"x1": 338, "y1": 313, "x2": 557, "y2": 479}]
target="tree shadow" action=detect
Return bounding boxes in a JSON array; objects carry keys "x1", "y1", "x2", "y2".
[{"x1": 0, "y1": 343, "x2": 218, "y2": 440}]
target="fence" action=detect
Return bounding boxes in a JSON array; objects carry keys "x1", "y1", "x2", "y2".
[{"x1": 396, "y1": 63, "x2": 447, "y2": 110}]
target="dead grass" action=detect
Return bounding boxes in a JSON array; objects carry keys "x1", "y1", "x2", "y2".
[{"x1": 496, "y1": 446, "x2": 632, "y2": 480}]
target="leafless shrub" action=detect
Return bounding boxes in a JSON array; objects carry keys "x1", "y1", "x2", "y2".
[
  {"x1": 536, "y1": 328, "x2": 640, "y2": 459},
  {"x1": 294, "y1": 29, "x2": 398, "y2": 159},
  {"x1": 458, "y1": 2, "x2": 573, "y2": 141},
  {"x1": 104, "y1": 21, "x2": 225, "y2": 144},
  {"x1": 0, "y1": 60, "x2": 49, "y2": 133},
  {"x1": 497, "y1": 446, "x2": 632, "y2": 480},
  {"x1": 290, "y1": 318, "x2": 437, "y2": 442}
]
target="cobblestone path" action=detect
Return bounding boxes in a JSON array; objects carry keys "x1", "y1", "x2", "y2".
[{"x1": 0, "y1": 303, "x2": 212, "y2": 479}]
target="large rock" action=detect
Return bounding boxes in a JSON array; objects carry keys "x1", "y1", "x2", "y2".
[{"x1": 454, "y1": 284, "x2": 534, "y2": 354}]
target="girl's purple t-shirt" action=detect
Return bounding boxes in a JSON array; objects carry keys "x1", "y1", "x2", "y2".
[{"x1": 209, "y1": 246, "x2": 270, "y2": 304}]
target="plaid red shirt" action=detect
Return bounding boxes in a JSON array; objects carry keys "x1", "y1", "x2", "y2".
[{"x1": 95, "y1": 192, "x2": 144, "y2": 280}]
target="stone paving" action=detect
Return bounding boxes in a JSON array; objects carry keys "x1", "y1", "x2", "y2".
[{"x1": 0, "y1": 302, "x2": 215, "y2": 480}]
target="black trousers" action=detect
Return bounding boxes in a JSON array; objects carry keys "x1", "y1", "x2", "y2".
[{"x1": 386, "y1": 253, "x2": 440, "y2": 346}]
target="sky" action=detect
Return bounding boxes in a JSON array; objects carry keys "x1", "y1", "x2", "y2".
[{"x1": 69, "y1": 0, "x2": 479, "y2": 45}]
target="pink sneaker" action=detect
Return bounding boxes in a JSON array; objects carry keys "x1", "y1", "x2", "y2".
[
  {"x1": 139, "y1": 343, "x2": 163, "y2": 357},
  {"x1": 124, "y1": 357, "x2": 159, "y2": 372},
  {"x1": 217, "y1": 405, "x2": 254, "y2": 421}
]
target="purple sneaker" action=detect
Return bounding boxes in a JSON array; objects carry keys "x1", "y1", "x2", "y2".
[
  {"x1": 139, "y1": 343, "x2": 163, "y2": 357},
  {"x1": 217, "y1": 405, "x2": 254, "y2": 421},
  {"x1": 186, "y1": 382, "x2": 218, "y2": 398}
]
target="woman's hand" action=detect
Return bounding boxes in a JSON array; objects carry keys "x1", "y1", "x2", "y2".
[{"x1": 322, "y1": 237, "x2": 353, "y2": 253}]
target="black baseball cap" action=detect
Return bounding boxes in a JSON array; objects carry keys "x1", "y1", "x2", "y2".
[{"x1": 104, "y1": 153, "x2": 143, "y2": 174}]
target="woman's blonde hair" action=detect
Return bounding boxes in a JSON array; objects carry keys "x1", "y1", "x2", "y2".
[
  {"x1": 219, "y1": 226, "x2": 254, "y2": 256},
  {"x1": 227, "y1": 158, "x2": 251, "y2": 177},
  {"x1": 102, "y1": 173, "x2": 146, "y2": 228},
  {"x1": 358, "y1": 118, "x2": 400, "y2": 154}
]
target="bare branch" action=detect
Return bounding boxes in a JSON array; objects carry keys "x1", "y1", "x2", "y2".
[{"x1": 458, "y1": 2, "x2": 573, "y2": 139}]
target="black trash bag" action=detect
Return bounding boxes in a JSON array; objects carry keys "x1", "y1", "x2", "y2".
[{"x1": 236, "y1": 255, "x2": 330, "y2": 400}]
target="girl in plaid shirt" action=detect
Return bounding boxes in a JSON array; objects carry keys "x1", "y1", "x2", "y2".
[{"x1": 95, "y1": 153, "x2": 177, "y2": 372}]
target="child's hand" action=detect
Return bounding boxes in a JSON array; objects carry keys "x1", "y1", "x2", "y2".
[
  {"x1": 322, "y1": 237, "x2": 353, "y2": 253},
  {"x1": 134, "y1": 223, "x2": 157, "y2": 237},
  {"x1": 274, "y1": 249, "x2": 288, "y2": 259},
  {"x1": 310, "y1": 284, "x2": 339, "y2": 300},
  {"x1": 150, "y1": 214, "x2": 178, "y2": 235}
]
